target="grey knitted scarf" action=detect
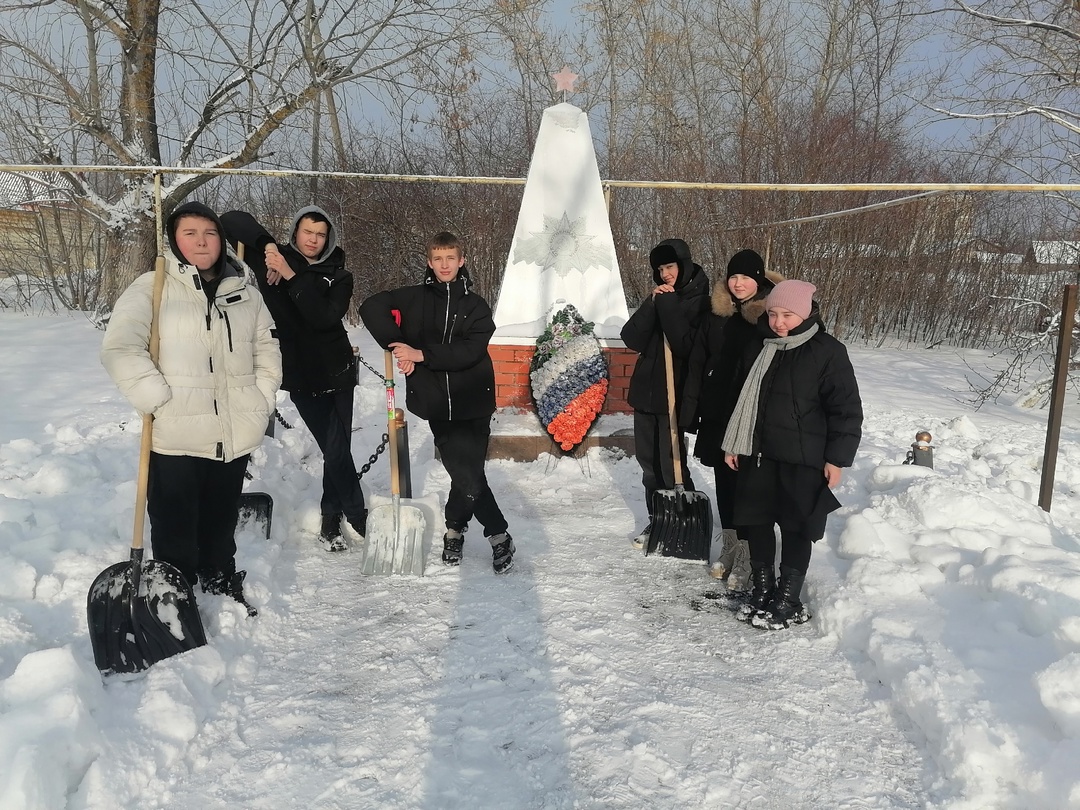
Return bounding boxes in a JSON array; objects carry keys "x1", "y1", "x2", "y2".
[{"x1": 722, "y1": 323, "x2": 820, "y2": 457}]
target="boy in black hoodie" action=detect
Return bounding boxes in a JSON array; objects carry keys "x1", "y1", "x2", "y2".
[
  {"x1": 619, "y1": 238, "x2": 710, "y2": 548},
  {"x1": 359, "y1": 231, "x2": 514, "y2": 574},
  {"x1": 221, "y1": 206, "x2": 366, "y2": 552}
]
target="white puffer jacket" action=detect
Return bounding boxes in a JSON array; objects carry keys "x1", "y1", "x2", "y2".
[{"x1": 101, "y1": 254, "x2": 282, "y2": 462}]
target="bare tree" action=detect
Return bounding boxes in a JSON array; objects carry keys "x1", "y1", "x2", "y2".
[
  {"x1": 939, "y1": 0, "x2": 1080, "y2": 177},
  {"x1": 0, "y1": 0, "x2": 503, "y2": 309}
]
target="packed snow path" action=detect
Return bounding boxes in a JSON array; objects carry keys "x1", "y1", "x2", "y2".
[{"x1": 85, "y1": 480, "x2": 930, "y2": 809}]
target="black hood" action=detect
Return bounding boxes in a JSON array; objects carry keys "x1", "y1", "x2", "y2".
[
  {"x1": 288, "y1": 205, "x2": 337, "y2": 264},
  {"x1": 649, "y1": 238, "x2": 698, "y2": 290},
  {"x1": 424, "y1": 264, "x2": 475, "y2": 295},
  {"x1": 166, "y1": 200, "x2": 227, "y2": 276}
]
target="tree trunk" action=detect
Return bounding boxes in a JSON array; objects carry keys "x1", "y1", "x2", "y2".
[{"x1": 102, "y1": 216, "x2": 159, "y2": 311}]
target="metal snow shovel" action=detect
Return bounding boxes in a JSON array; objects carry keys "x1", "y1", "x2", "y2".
[
  {"x1": 645, "y1": 337, "x2": 712, "y2": 560},
  {"x1": 358, "y1": 351, "x2": 427, "y2": 576},
  {"x1": 87, "y1": 253, "x2": 207, "y2": 675}
]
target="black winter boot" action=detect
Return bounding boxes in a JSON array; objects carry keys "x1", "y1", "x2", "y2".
[
  {"x1": 442, "y1": 529, "x2": 465, "y2": 565},
  {"x1": 752, "y1": 566, "x2": 811, "y2": 630},
  {"x1": 200, "y1": 569, "x2": 258, "y2": 617},
  {"x1": 319, "y1": 512, "x2": 347, "y2": 552},
  {"x1": 736, "y1": 563, "x2": 776, "y2": 623},
  {"x1": 489, "y1": 532, "x2": 516, "y2": 574}
]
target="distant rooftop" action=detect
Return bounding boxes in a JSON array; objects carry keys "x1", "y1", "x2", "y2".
[
  {"x1": 0, "y1": 171, "x2": 76, "y2": 208},
  {"x1": 1030, "y1": 241, "x2": 1080, "y2": 265}
]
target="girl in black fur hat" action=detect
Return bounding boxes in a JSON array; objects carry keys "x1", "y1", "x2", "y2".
[{"x1": 681, "y1": 249, "x2": 782, "y2": 588}]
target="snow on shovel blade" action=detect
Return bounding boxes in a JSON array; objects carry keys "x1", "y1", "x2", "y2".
[
  {"x1": 645, "y1": 487, "x2": 712, "y2": 560},
  {"x1": 87, "y1": 547, "x2": 207, "y2": 675},
  {"x1": 358, "y1": 498, "x2": 427, "y2": 576}
]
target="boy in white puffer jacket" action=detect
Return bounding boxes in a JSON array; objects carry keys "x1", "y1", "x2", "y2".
[{"x1": 101, "y1": 201, "x2": 282, "y2": 615}]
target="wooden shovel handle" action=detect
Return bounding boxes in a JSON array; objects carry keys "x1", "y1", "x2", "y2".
[
  {"x1": 385, "y1": 350, "x2": 401, "y2": 497},
  {"x1": 663, "y1": 337, "x2": 684, "y2": 488},
  {"x1": 132, "y1": 254, "x2": 167, "y2": 552}
]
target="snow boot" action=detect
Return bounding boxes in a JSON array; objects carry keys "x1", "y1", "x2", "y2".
[
  {"x1": 726, "y1": 536, "x2": 751, "y2": 593},
  {"x1": 631, "y1": 521, "x2": 653, "y2": 550},
  {"x1": 735, "y1": 562, "x2": 776, "y2": 623},
  {"x1": 752, "y1": 566, "x2": 811, "y2": 630},
  {"x1": 442, "y1": 529, "x2": 464, "y2": 566},
  {"x1": 319, "y1": 512, "x2": 347, "y2": 552},
  {"x1": 710, "y1": 529, "x2": 740, "y2": 579},
  {"x1": 200, "y1": 569, "x2": 258, "y2": 617},
  {"x1": 489, "y1": 532, "x2": 516, "y2": 574}
]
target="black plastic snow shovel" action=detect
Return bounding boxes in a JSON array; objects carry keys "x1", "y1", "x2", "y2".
[
  {"x1": 87, "y1": 254, "x2": 207, "y2": 675},
  {"x1": 238, "y1": 487, "x2": 273, "y2": 540},
  {"x1": 645, "y1": 337, "x2": 712, "y2": 560},
  {"x1": 358, "y1": 351, "x2": 427, "y2": 576}
]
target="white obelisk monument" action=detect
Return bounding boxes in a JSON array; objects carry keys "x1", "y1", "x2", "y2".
[{"x1": 492, "y1": 69, "x2": 629, "y2": 340}]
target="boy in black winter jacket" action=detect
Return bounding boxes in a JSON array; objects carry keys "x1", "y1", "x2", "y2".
[
  {"x1": 619, "y1": 238, "x2": 710, "y2": 549},
  {"x1": 221, "y1": 207, "x2": 366, "y2": 552},
  {"x1": 359, "y1": 232, "x2": 514, "y2": 574}
]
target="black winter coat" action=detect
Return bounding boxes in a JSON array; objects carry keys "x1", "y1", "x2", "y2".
[
  {"x1": 359, "y1": 268, "x2": 496, "y2": 422},
  {"x1": 734, "y1": 308, "x2": 863, "y2": 470},
  {"x1": 681, "y1": 271, "x2": 783, "y2": 466},
  {"x1": 620, "y1": 239, "x2": 710, "y2": 415},
  {"x1": 220, "y1": 209, "x2": 356, "y2": 395}
]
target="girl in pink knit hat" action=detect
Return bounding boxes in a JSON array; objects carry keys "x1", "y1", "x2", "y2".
[{"x1": 721, "y1": 279, "x2": 863, "y2": 630}]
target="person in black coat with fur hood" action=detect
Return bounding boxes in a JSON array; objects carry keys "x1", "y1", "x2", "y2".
[
  {"x1": 681, "y1": 249, "x2": 783, "y2": 590},
  {"x1": 221, "y1": 206, "x2": 366, "y2": 552},
  {"x1": 722, "y1": 280, "x2": 863, "y2": 630},
  {"x1": 359, "y1": 231, "x2": 515, "y2": 575},
  {"x1": 620, "y1": 238, "x2": 710, "y2": 548}
]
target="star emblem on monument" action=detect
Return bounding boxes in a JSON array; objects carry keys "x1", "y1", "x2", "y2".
[
  {"x1": 552, "y1": 66, "x2": 579, "y2": 94},
  {"x1": 514, "y1": 212, "x2": 613, "y2": 278}
]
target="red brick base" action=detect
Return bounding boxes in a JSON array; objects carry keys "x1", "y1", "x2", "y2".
[{"x1": 489, "y1": 342, "x2": 635, "y2": 414}]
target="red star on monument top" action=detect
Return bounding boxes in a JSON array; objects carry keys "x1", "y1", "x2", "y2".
[{"x1": 553, "y1": 66, "x2": 579, "y2": 93}]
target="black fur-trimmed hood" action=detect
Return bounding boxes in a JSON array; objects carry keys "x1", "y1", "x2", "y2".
[{"x1": 710, "y1": 268, "x2": 785, "y2": 321}]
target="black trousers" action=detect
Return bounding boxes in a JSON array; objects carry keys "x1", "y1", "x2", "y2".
[
  {"x1": 743, "y1": 524, "x2": 814, "y2": 575},
  {"x1": 147, "y1": 452, "x2": 249, "y2": 585},
  {"x1": 291, "y1": 388, "x2": 367, "y2": 525},
  {"x1": 713, "y1": 462, "x2": 738, "y2": 530},
  {"x1": 430, "y1": 416, "x2": 508, "y2": 537},
  {"x1": 634, "y1": 411, "x2": 694, "y2": 516}
]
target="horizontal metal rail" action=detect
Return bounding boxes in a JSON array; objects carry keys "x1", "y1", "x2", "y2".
[{"x1": 3, "y1": 164, "x2": 1080, "y2": 193}]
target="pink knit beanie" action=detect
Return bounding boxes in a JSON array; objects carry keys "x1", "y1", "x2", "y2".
[{"x1": 766, "y1": 280, "x2": 817, "y2": 319}]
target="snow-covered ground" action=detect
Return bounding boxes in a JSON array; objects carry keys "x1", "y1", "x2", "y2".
[{"x1": 2, "y1": 312, "x2": 1080, "y2": 809}]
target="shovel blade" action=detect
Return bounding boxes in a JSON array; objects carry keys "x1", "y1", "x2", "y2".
[
  {"x1": 358, "y1": 501, "x2": 427, "y2": 576},
  {"x1": 238, "y1": 491, "x2": 273, "y2": 539},
  {"x1": 87, "y1": 549, "x2": 207, "y2": 675},
  {"x1": 645, "y1": 488, "x2": 712, "y2": 560}
]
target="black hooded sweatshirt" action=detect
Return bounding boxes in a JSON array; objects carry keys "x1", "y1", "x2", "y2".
[{"x1": 220, "y1": 207, "x2": 356, "y2": 394}]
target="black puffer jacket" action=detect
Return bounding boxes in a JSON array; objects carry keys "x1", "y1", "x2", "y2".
[
  {"x1": 619, "y1": 238, "x2": 710, "y2": 414},
  {"x1": 220, "y1": 208, "x2": 356, "y2": 395},
  {"x1": 682, "y1": 269, "x2": 784, "y2": 466},
  {"x1": 734, "y1": 307, "x2": 863, "y2": 469},
  {"x1": 359, "y1": 267, "x2": 495, "y2": 421}
]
